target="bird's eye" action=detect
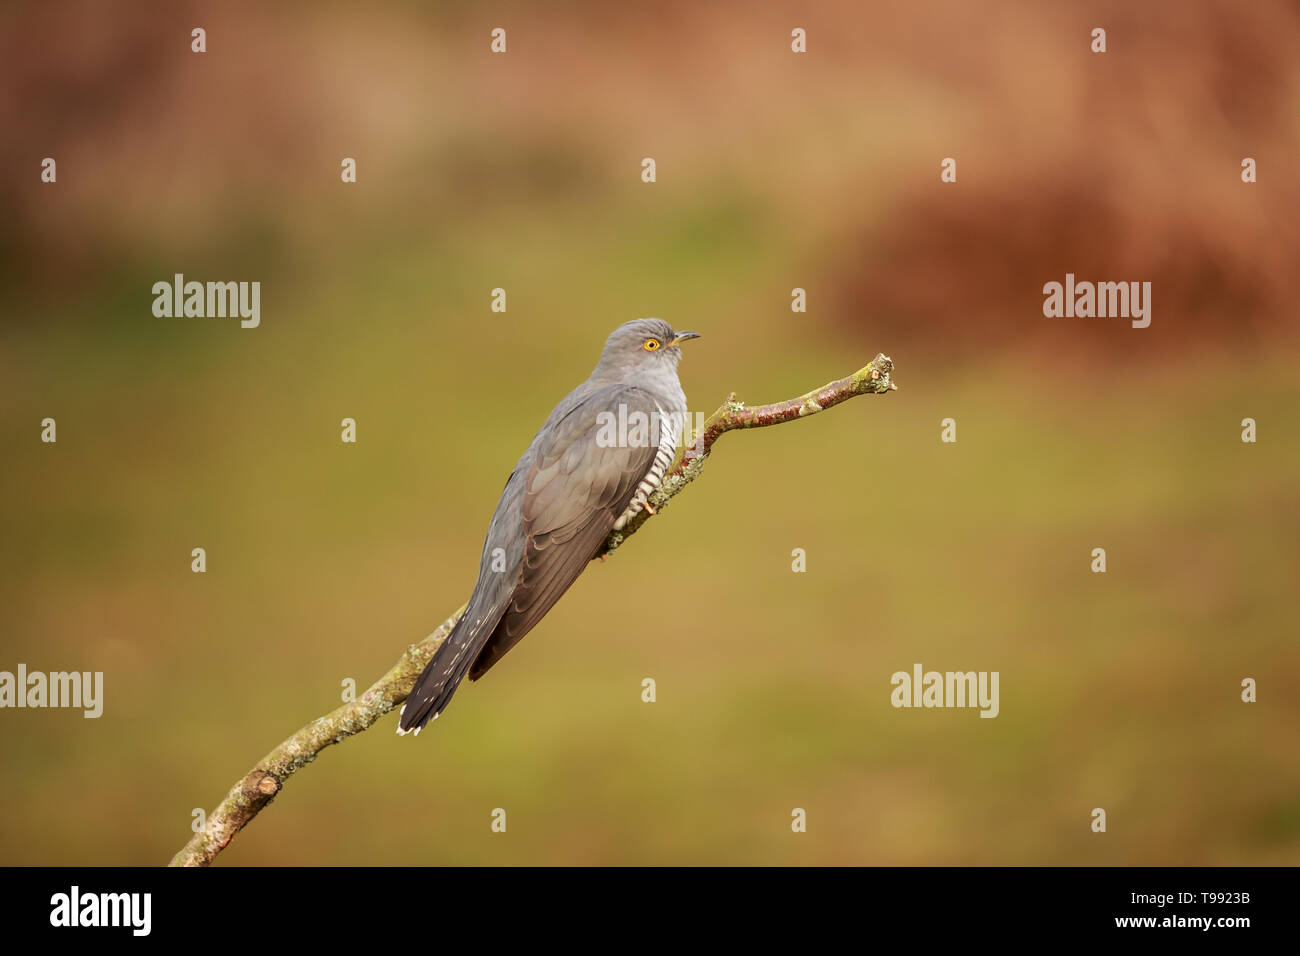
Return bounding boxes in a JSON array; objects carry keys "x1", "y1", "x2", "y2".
[{"x1": 643, "y1": 338, "x2": 661, "y2": 351}]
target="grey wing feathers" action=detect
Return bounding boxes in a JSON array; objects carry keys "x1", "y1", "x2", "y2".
[{"x1": 468, "y1": 385, "x2": 663, "y2": 680}]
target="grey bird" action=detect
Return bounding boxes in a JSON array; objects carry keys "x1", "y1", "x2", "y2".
[{"x1": 398, "y1": 318, "x2": 700, "y2": 734}]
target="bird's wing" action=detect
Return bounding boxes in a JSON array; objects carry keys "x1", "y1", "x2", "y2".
[{"x1": 469, "y1": 384, "x2": 665, "y2": 680}]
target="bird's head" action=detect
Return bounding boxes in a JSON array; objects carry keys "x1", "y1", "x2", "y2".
[{"x1": 594, "y1": 318, "x2": 700, "y2": 379}]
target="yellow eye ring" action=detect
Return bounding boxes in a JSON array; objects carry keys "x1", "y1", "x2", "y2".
[{"x1": 643, "y1": 338, "x2": 661, "y2": 351}]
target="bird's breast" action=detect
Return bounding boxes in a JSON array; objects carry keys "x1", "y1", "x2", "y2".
[{"x1": 613, "y1": 400, "x2": 683, "y2": 530}]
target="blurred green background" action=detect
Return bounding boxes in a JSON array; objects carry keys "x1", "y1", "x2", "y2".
[{"x1": 1, "y1": 0, "x2": 1297, "y2": 865}]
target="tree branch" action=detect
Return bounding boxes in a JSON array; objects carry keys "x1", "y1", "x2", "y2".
[{"x1": 168, "y1": 353, "x2": 897, "y2": 866}]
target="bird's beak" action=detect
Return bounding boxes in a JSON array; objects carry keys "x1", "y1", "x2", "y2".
[{"x1": 669, "y1": 331, "x2": 700, "y2": 346}]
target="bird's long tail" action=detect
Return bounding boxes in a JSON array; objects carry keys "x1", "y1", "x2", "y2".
[{"x1": 398, "y1": 610, "x2": 495, "y2": 734}]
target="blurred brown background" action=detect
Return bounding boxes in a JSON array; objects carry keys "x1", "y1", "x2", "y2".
[{"x1": 0, "y1": 0, "x2": 1297, "y2": 865}]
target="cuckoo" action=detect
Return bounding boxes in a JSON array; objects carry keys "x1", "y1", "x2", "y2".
[{"x1": 397, "y1": 318, "x2": 699, "y2": 734}]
